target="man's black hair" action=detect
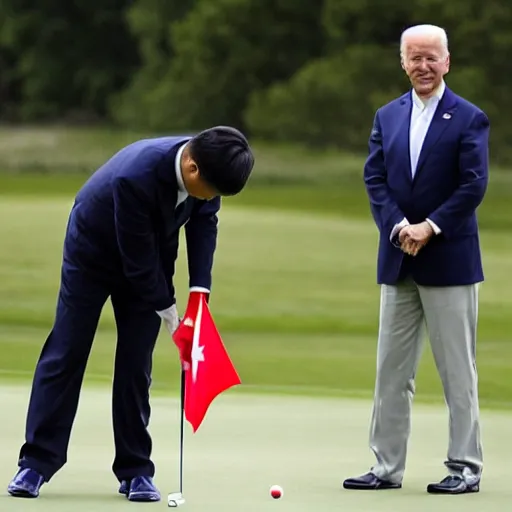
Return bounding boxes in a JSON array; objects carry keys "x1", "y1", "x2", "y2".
[{"x1": 189, "y1": 126, "x2": 255, "y2": 196}]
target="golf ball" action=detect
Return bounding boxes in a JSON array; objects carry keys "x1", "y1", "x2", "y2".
[{"x1": 270, "y1": 484, "x2": 283, "y2": 499}]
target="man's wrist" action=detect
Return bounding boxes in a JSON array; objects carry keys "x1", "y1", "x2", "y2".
[
  {"x1": 390, "y1": 217, "x2": 409, "y2": 243},
  {"x1": 421, "y1": 221, "x2": 434, "y2": 239},
  {"x1": 156, "y1": 304, "x2": 178, "y2": 324},
  {"x1": 425, "y1": 218, "x2": 441, "y2": 235},
  {"x1": 190, "y1": 287, "x2": 210, "y2": 293}
]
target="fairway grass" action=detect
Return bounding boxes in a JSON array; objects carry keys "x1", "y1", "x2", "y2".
[
  {"x1": 1, "y1": 385, "x2": 511, "y2": 512},
  {"x1": 0, "y1": 197, "x2": 512, "y2": 408}
]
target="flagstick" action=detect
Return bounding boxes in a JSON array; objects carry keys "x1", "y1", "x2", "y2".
[
  {"x1": 179, "y1": 365, "x2": 185, "y2": 495},
  {"x1": 167, "y1": 366, "x2": 186, "y2": 507}
]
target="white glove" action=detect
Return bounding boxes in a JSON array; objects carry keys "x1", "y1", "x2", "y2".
[{"x1": 156, "y1": 304, "x2": 180, "y2": 335}]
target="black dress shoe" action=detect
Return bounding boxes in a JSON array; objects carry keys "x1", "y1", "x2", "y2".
[
  {"x1": 427, "y1": 475, "x2": 479, "y2": 494},
  {"x1": 343, "y1": 472, "x2": 401, "y2": 490}
]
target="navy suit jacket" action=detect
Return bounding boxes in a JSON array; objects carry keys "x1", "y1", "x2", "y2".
[
  {"x1": 64, "y1": 136, "x2": 220, "y2": 311},
  {"x1": 364, "y1": 86, "x2": 490, "y2": 286}
]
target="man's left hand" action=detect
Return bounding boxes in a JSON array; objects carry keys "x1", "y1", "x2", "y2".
[{"x1": 400, "y1": 237, "x2": 423, "y2": 256}]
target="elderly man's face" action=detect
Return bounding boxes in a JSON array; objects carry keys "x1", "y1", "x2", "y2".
[{"x1": 401, "y1": 35, "x2": 450, "y2": 98}]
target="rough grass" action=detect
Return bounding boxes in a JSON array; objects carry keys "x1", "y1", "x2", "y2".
[{"x1": 0, "y1": 196, "x2": 511, "y2": 408}]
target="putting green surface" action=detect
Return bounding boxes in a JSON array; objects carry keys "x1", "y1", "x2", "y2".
[{"x1": 0, "y1": 384, "x2": 511, "y2": 511}]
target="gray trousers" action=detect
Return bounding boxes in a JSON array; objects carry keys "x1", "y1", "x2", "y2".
[{"x1": 369, "y1": 278, "x2": 483, "y2": 484}]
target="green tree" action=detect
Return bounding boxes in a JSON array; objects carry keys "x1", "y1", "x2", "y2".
[
  {"x1": 245, "y1": 45, "x2": 404, "y2": 150},
  {"x1": 0, "y1": 0, "x2": 139, "y2": 121},
  {"x1": 110, "y1": 0, "x2": 196, "y2": 127},
  {"x1": 245, "y1": 0, "x2": 512, "y2": 163},
  {"x1": 0, "y1": 47, "x2": 20, "y2": 120},
  {"x1": 322, "y1": 0, "x2": 416, "y2": 53},
  {"x1": 114, "y1": 0, "x2": 325, "y2": 132}
]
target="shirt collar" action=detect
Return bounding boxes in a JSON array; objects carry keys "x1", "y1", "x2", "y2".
[
  {"x1": 175, "y1": 142, "x2": 188, "y2": 193},
  {"x1": 412, "y1": 80, "x2": 445, "y2": 110}
]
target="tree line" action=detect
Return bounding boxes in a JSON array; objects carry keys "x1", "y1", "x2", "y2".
[{"x1": 1, "y1": 0, "x2": 510, "y2": 163}]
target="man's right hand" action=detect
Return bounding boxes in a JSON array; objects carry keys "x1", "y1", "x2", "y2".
[
  {"x1": 157, "y1": 304, "x2": 192, "y2": 368},
  {"x1": 157, "y1": 304, "x2": 180, "y2": 336},
  {"x1": 399, "y1": 225, "x2": 429, "y2": 256}
]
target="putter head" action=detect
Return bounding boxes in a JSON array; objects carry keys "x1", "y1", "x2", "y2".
[{"x1": 167, "y1": 492, "x2": 185, "y2": 507}]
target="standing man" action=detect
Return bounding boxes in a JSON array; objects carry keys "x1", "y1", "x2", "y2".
[
  {"x1": 343, "y1": 24, "x2": 489, "y2": 494},
  {"x1": 7, "y1": 126, "x2": 255, "y2": 502}
]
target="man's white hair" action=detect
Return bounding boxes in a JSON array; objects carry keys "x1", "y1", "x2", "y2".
[{"x1": 400, "y1": 24, "x2": 449, "y2": 58}]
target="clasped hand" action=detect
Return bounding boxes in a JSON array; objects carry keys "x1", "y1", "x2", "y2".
[{"x1": 398, "y1": 221, "x2": 434, "y2": 256}]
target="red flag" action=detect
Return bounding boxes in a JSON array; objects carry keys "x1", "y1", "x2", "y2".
[{"x1": 173, "y1": 293, "x2": 241, "y2": 432}]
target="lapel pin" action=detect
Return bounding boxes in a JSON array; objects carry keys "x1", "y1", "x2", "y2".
[{"x1": 442, "y1": 113, "x2": 451, "y2": 119}]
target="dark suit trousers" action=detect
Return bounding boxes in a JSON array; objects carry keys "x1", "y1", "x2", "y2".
[{"x1": 17, "y1": 259, "x2": 162, "y2": 482}]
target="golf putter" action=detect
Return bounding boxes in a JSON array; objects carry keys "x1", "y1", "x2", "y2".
[{"x1": 167, "y1": 493, "x2": 185, "y2": 507}]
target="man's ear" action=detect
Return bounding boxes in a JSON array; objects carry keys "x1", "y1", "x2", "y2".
[
  {"x1": 182, "y1": 158, "x2": 199, "y2": 182},
  {"x1": 189, "y1": 159, "x2": 200, "y2": 176}
]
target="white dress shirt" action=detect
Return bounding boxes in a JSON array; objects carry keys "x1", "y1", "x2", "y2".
[
  {"x1": 390, "y1": 81, "x2": 444, "y2": 242},
  {"x1": 175, "y1": 142, "x2": 189, "y2": 207}
]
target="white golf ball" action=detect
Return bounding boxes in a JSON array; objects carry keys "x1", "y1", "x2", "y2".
[{"x1": 270, "y1": 484, "x2": 283, "y2": 499}]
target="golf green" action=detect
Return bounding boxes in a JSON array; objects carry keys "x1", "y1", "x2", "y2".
[{"x1": 1, "y1": 384, "x2": 510, "y2": 511}]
